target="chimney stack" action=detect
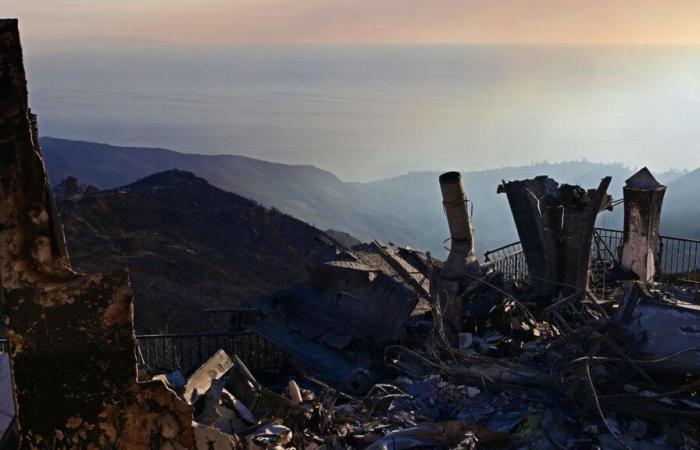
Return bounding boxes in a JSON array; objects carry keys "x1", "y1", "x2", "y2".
[
  {"x1": 439, "y1": 171, "x2": 479, "y2": 278},
  {"x1": 620, "y1": 167, "x2": 666, "y2": 282}
]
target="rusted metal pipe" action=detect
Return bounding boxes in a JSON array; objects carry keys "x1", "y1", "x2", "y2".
[
  {"x1": 438, "y1": 172, "x2": 480, "y2": 337},
  {"x1": 439, "y1": 171, "x2": 479, "y2": 278}
]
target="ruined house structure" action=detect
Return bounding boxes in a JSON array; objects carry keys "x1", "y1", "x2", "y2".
[{"x1": 1, "y1": 17, "x2": 699, "y2": 450}]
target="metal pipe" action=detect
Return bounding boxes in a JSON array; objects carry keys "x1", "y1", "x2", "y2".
[{"x1": 439, "y1": 171, "x2": 479, "y2": 277}]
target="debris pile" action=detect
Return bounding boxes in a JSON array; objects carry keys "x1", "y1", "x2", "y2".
[{"x1": 194, "y1": 170, "x2": 697, "y2": 449}]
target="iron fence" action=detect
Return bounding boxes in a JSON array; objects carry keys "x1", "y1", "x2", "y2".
[
  {"x1": 591, "y1": 228, "x2": 623, "y2": 264},
  {"x1": 482, "y1": 241, "x2": 529, "y2": 283},
  {"x1": 137, "y1": 331, "x2": 285, "y2": 375},
  {"x1": 658, "y1": 234, "x2": 700, "y2": 283},
  {"x1": 483, "y1": 227, "x2": 700, "y2": 285},
  {"x1": 0, "y1": 331, "x2": 286, "y2": 376}
]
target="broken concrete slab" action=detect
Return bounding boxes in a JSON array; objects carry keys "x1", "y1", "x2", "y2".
[
  {"x1": 620, "y1": 168, "x2": 666, "y2": 282},
  {"x1": 184, "y1": 349, "x2": 234, "y2": 404},
  {"x1": 615, "y1": 282, "x2": 700, "y2": 374},
  {"x1": 498, "y1": 176, "x2": 612, "y2": 299}
]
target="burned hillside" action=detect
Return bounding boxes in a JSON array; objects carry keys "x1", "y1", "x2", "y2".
[{"x1": 56, "y1": 169, "x2": 334, "y2": 332}]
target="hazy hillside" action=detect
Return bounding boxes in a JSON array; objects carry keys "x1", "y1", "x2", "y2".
[
  {"x1": 43, "y1": 137, "x2": 690, "y2": 258},
  {"x1": 42, "y1": 137, "x2": 417, "y2": 248},
  {"x1": 57, "y1": 170, "x2": 333, "y2": 333},
  {"x1": 661, "y1": 168, "x2": 700, "y2": 240}
]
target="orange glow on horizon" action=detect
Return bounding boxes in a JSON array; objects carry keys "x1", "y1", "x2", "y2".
[{"x1": 8, "y1": 0, "x2": 700, "y2": 45}]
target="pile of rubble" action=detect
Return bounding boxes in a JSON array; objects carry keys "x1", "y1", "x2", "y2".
[
  {"x1": 1, "y1": 17, "x2": 699, "y2": 450},
  {"x1": 149, "y1": 281, "x2": 699, "y2": 449},
  {"x1": 138, "y1": 167, "x2": 699, "y2": 449}
]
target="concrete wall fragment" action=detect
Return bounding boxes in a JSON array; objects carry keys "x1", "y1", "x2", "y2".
[
  {"x1": 498, "y1": 176, "x2": 612, "y2": 299},
  {"x1": 620, "y1": 168, "x2": 666, "y2": 282},
  {"x1": 0, "y1": 19, "x2": 196, "y2": 449}
]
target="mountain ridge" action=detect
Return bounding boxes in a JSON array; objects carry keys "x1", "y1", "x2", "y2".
[
  {"x1": 42, "y1": 137, "x2": 700, "y2": 257},
  {"x1": 57, "y1": 168, "x2": 334, "y2": 332},
  {"x1": 42, "y1": 136, "x2": 415, "y2": 247}
]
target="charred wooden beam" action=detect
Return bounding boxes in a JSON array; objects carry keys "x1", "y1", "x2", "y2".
[
  {"x1": 0, "y1": 19, "x2": 195, "y2": 448},
  {"x1": 498, "y1": 175, "x2": 612, "y2": 299},
  {"x1": 620, "y1": 168, "x2": 666, "y2": 282}
]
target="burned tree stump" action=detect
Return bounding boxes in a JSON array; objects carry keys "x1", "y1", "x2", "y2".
[
  {"x1": 0, "y1": 19, "x2": 195, "y2": 449},
  {"x1": 498, "y1": 176, "x2": 612, "y2": 299}
]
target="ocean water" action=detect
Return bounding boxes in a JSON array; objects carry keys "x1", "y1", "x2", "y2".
[{"x1": 24, "y1": 43, "x2": 700, "y2": 181}]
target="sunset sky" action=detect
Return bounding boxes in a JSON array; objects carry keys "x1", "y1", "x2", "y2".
[
  {"x1": 7, "y1": 1, "x2": 700, "y2": 181},
  {"x1": 8, "y1": 0, "x2": 700, "y2": 45}
]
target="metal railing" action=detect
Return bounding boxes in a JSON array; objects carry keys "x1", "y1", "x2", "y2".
[
  {"x1": 483, "y1": 227, "x2": 700, "y2": 285},
  {"x1": 0, "y1": 331, "x2": 286, "y2": 377},
  {"x1": 658, "y1": 234, "x2": 700, "y2": 283},
  {"x1": 591, "y1": 228, "x2": 624, "y2": 265},
  {"x1": 482, "y1": 241, "x2": 529, "y2": 283},
  {"x1": 137, "y1": 331, "x2": 285, "y2": 375}
]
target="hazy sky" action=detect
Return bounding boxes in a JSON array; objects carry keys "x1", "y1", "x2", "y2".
[
  {"x1": 7, "y1": 2, "x2": 700, "y2": 181},
  {"x1": 9, "y1": 0, "x2": 700, "y2": 45}
]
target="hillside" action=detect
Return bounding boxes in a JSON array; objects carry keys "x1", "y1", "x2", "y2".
[
  {"x1": 57, "y1": 169, "x2": 332, "y2": 332},
  {"x1": 42, "y1": 137, "x2": 416, "y2": 248},
  {"x1": 43, "y1": 137, "x2": 690, "y2": 257},
  {"x1": 660, "y1": 167, "x2": 700, "y2": 239}
]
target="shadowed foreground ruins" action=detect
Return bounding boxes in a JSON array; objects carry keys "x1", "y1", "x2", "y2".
[
  {"x1": 0, "y1": 19, "x2": 202, "y2": 449},
  {"x1": 1, "y1": 18, "x2": 700, "y2": 450}
]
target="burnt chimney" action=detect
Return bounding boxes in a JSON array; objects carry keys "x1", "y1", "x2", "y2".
[
  {"x1": 439, "y1": 171, "x2": 479, "y2": 277},
  {"x1": 620, "y1": 167, "x2": 666, "y2": 282}
]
